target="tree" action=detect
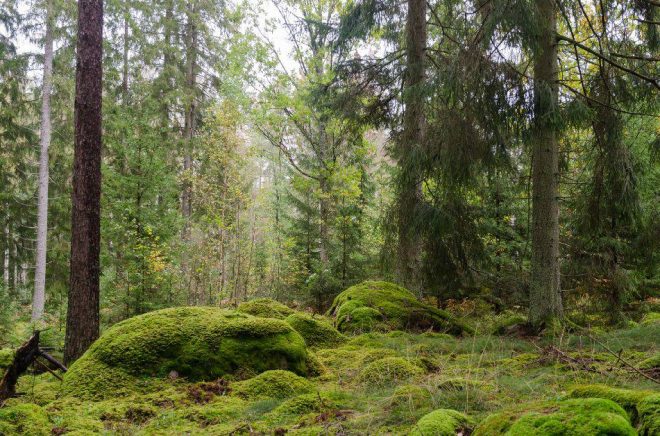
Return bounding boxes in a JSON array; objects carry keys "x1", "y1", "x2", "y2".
[
  {"x1": 396, "y1": 0, "x2": 426, "y2": 291},
  {"x1": 31, "y1": 0, "x2": 54, "y2": 322},
  {"x1": 64, "y1": 0, "x2": 103, "y2": 363},
  {"x1": 528, "y1": 0, "x2": 563, "y2": 328}
]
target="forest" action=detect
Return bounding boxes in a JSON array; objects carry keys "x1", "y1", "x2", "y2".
[{"x1": 0, "y1": 0, "x2": 658, "y2": 434}]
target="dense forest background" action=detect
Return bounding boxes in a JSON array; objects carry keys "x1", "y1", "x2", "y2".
[{"x1": 0, "y1": 0, "x2": 658, "y2": 344}]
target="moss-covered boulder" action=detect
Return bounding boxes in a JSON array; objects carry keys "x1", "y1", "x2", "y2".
[
  {"x1": 61, "y1": 307, "x2": 313, "y2": 399},
  {"x1": 285, "y1": 313, "x2": 346, "y2": 348},
  {"x1": 473, "y1": 398, "x2": 636, "y2": 435},
  {"x1": 328, "y1": 281, "x2": 472, "y2": 335},
  {"x1": 232, "y1": 370, "x2": 315, "y2": 400},
  {"x1": 638, "y1": 394, "x2": 659, "y2": 436},
  {"x1": 357, "y1": 357, "x2": 424, "y2": 388},
  {"x1": 236, "y1": 298, "x2": 295, "y2": 319},
  {"x1": 411, "y1": 409, "x2": 473, "y2": 436},
  {"x1": 567, "y1": 384, "x2": 655, "y2": 423},
  {"x1": 0, "y1": 403, "x2": 51, "y2": 435}
]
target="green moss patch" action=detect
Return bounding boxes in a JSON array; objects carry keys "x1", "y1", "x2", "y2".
[
  {"x1": 638, "y1": 394, "x2": 659, "y2": 436},
  {"x1": 0, "y1": 403, "x2": 51, "y2": 435},
  {"x1": 232, "y1": 370, "x2": 315, "y2": 400},
  {"x1": 327, "y1": 281, "x2": 472, "y2": 335},
  {"x1": 285, "y1": 313, "x2": 346, "y2": 348},
  {"x1": 236, "y1": 298, "x2": 295, "y2": 319},
  {"x1": 357, "y1": 357, "x2": 424, "y2": 388},
  {"x1": 411, "y1": 409, "x2": 473, "y2": 436},
  {"x1": 567, "y1": 384, "x2": 655, "y2": 423},
  {"x1": 473, "y1": 398, "x2": 636, "y2": 435},
  {"x1": 61, "y1": 307, "x2": 312, "y2": 399}
]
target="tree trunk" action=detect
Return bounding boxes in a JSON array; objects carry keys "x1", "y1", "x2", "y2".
[
  {"x1": 529, "y1": 0, "x2": 563, "y2": 329},
  {"x1": 31, "y1": 0, "x2": 53, "y2": 322},
  {"x1": 181, "y1": 2, "x2": 197, "y2": 240},
  {"x1": 397, "y1": 0, "x2": 426, "y2": 290},
  {"x1": 64, "y1": 0, "x2": 103, "y2": 364}
]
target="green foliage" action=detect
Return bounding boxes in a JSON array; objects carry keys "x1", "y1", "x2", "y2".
[
  {"x1": 411, "y1": 409, "x2": 473, "y2": 436},
  {"x1": 285, "y1": 313, "x2": 346, "y2": 348},
  {"x1": 236, "y1": 298, "x2": 295, "y2": 319},
  {"x1": 328, "y1": 281, "x2": 472, "y2": 334},
  {"x1": 233, "y1": 370, "x2": 315, "y2": 400},
  {"x1": 474, "y1": 398, "x2": 636, "y2": 435},
  {"x1": 61, "y1": 307, "x2": 312, "y2": 399}
]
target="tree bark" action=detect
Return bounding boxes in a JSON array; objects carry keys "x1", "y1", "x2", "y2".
[
  {"x1": 397, "y1": 0, "x2": 427, "y2": 291},
  {"x1": 64, "y1": 0, "x2": 103, "y2": 364},
  {"x1": 32, "y1": 0, "x2": 54, "y2": 322},
  {"x1": 181, "y1": 2, "x2": 197, "y2": 240},
  {"x1": 529, "y1": 0, "x2": 563, "y2": 329}
]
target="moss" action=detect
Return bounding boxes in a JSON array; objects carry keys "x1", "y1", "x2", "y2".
[
  {"x1": 357, "y1": 357, "x2": 424, "y2": 388},
  {"x1": 640, "y1": 312, "x2": 660, "y2": 326},
  {"x1": 411, "y1": 409, "x2": 473, "y2": 436},
  {"x1": 492, "y1": 313, "x2": 528, "y2": 335},
  {"x1": 437, "y1": 377, "x2": 484, "y2": 392},
  {"x1": 285, "y1": 313, "x2": 346, "y2": 348},
  {"x1": 328, "y1": 281, "x2": 472, "y2": 335},
  {"x1": 268, "y1": 392, "x2": 337, "y2": 422},
  {"x1": 567, "y1": 384, "x2": 655, "y2": 422},
  {"x1": 638, "y1": 354, "x2": 660, "y2": 370},
  {"x1": 0, "y1": 348, "x2": 13, "y2": 368},
  {"x1": 390, "y1": 384, "x2": 433, "y2": 412},
  {"x1": 61, "y1": 307, "x2": 312, "y2": 399},
  {"x1": 473, "y1": 398, "x2": 636, "y2": 435},
  {"x1": 233, "y1": 370, "x2": 315, "y2": 400},
  {"x1": 0, "y1": 403, "x2": 51, "y2": 435},
  {"x1": 236, "y1": 298, "x2": 295, "y2": 319},
  {"x1": 638, "y1": 394, "x2": 659, "y2": 436}
]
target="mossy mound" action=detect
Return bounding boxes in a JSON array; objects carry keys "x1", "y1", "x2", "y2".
[
  {"x1": 236, "y1": 298, "x2": 295, "y2": 319},
  {"x1": 567, "y1": 384, "x2": 655, "y2": 422},
  {"x1": 285, "y1": 313, "x2": 346, "y2": 348},
  {"x1": 328, "y1": 281, "x2": 472, "y2": 335},
  {"x1": 473, "y1": 398, "x2": 636, "y2": 435},
  {"x1": 389, "y1": 384, "x2": 434, "y2": 411},
  {"x1": 491, "y1": 313, "x2": 528, "y2": 335},
  {"x1": 61, "y1": 307, "x2": 312, "y2": 399},
  {"x1": 232, "y1": 370, "x2": 315, "y2": 400},
  {"x1": 357, "y1": 357, "x2": 424, "y2": 388},
  {"x1": 411, "y1": 409, "x2": 473, "y2": 436},
  {"x1": 268, "y1": 392, "x2": 337, "y2": 421},
  {"x1": 638, "y1": 394, "x2": 659, "y2": 436},
  {"x1": 639, "y1": 354, "x2": 660, "y2": 371},
  {"x1": 640, "y1": 312, "x2": 660, "y2": 326},
  {"x1": 0, "y1": 404, "x2": 51, "y2": 435}
]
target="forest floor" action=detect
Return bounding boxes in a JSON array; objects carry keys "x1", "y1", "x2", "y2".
[{"x1": 0, "y1": 304, "x2": 658, "y2": 435}]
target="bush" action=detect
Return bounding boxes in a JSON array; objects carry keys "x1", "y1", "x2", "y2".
[
  {"x1": 327, "y1": 281, "x2": 472, "y2": 335},
  {"x1": 61, "y1": 307, "x2": 312, "y2": 399}
]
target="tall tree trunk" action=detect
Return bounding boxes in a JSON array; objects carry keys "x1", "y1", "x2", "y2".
[
  {"x1": 64, "y1": 0, "x2": 103, "y2": 364},
  {"x1": 529, "y1": 0, "x2": 563, "y2": 329},
  {"x1": 181, "y1": 2, "x2": 197, "y2": 240},
  {"x1": 32, "y1": 1, "x2": 53, "y2": 322},
  {"x1": 397, "y1": 0, "x2": 426, "y2": 290}
]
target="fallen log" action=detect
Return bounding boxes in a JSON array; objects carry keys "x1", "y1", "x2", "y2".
[{"x1": 0, "y1": 331, "x2": 68, "y2": 405}]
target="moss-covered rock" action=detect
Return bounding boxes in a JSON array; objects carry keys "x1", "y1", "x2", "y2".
[
  {"x1": 638, "y1": 394, "x2": 659, "y2": 436},
  {"x1": 473, "y1": 398, "x2": 636, "y2": 435},
  {"x1": 357, "y1": 357, "x2": 424, "y2": 388},
  {"x1": 327, "y1": 281, "x2": 472, "y2": 335},
  {"x1": 567, "y1": 384, "x2": 655, "y2": 423},
  {"x1": 61, "y1": 307, "x2": 312, "y2": 399},
  {"x1": 0, "y1": 403, "x2": 51, "y2": 435},
  {"x1": 491, "y1": 313, "x2": 528, "y2": 335},
  {"x1": 232, "y1": 370, "x2": 315, "y2": 400},
  {"x1": 236, "y1": 298, "x2": 295, "y2": 319},
  {"x1": 411, "y1": 409, "x2": 473, "y2": 436},
  {"x1": 285, "y1": 313, "x2": 346, "y2": 348}
]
